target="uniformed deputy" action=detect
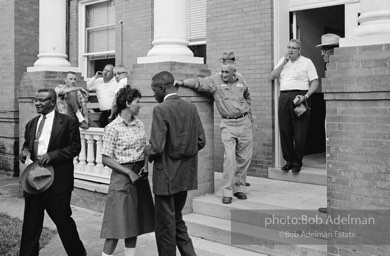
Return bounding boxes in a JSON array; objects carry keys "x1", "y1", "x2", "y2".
[{"x1": 176, "y1": 52, "x2": 253, "y2": 204}]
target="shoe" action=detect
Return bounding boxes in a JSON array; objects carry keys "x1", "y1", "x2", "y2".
[
  {"x1": 318, "y1": 207, "x2": 327, "y2": 214},
  {"x1": 292, "y1": 166, "x2": 301, "y2": 173},
  {"x1": 233, "y1": 192, "x2": 247, "y2": 200},
  {"x1": 281, "y1": 163, "x2": 293, "y2": 171},
  {"x1": 245, "y1": 182, "x2": 250, "y2": 186},
  {"x1": 222, "y1": 196, "x2": 232, "y2": 204},
  {"x1": 79, "y1": 120, "x2": 89, "y2": 129}
]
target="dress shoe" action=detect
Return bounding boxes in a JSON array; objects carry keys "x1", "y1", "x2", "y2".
[
  {"x1": 292, "y1": 166, "x2": 301, "y2": 173},
  {"x1": 233, "y1": 192, "x2": 247, "y2": 200},
  {"x1": 318, "y1": 207, "x2": 327, "y2": 214},
  {"x1": 222, "y1": 196, "x2": 232, "y2": 204},
  {"x1": 281, "y1": 163, "x2": 293, "y2": 171},
  {"x1": 245, "y1": 182, "x2": 250, "y2": 186}
]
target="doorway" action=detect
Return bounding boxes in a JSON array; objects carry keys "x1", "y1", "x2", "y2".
[{"x1": 291, "y1": 5, "x2": 344, "y2": 168}]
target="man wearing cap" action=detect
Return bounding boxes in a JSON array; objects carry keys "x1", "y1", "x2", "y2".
[
  {"x1": 19, "y1": 88, "x2": 86, "y2": 256},
  {"x1": 176, "y1": 52, "x2": 253, "y2": 205},
  {"x1": 315, "y1": 33, "x2": 340, "y2": 214},
  {"x1": 271, "y1": 39, "x2": 319, "y2": 174}
]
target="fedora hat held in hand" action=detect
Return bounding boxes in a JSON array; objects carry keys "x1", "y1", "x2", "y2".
[
  {"x1": 20, "y1": 161, "x2": 54, "y2": 194},
  {"x1": 219, "y1": 52, "x2": 238, "y2": 62},
  {"x1": 316, "y1": 33, "x2": 340, "y2": 47}
]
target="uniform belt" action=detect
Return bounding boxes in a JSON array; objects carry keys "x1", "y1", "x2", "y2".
[{"x1": 222, "y1": 112, "x2": 248, "y2": 119}]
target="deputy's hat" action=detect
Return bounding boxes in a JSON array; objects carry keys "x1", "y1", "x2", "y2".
[
  {"x1": 20, "y1": 161, "x2": 54, "y2": 194},
  {"x1": 315, "y1": 33, "x2": 340, "y2": 47},
  {"x1": 219, "y1": 52, "x2": 239, "y2": 62}
]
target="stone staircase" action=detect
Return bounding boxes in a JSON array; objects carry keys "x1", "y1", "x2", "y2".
[{"x1": 184, "y1": 171, "x2": 327, "y2": 256}]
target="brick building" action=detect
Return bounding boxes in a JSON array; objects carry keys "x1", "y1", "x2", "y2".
[{"x1": 1, "y1": 0, "x2": 389, "y2": 255}]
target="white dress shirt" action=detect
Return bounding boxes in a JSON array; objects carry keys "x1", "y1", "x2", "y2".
[{"x1": 37, "y1": 110, "x2": 55, "y2": 156}]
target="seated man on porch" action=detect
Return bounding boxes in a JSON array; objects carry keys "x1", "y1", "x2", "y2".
[{"x1": 55, "y1": 71, "x2": 89, "y2": 129}]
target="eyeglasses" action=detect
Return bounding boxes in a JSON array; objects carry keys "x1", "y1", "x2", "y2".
[
  {"x1": 33, "y1": 97, "x2": 52, "y2": 103},
  {"x1": 287, "y1": 46, "x2": 300, "y2": 50},
  {"x1": 114, "y1": 72, "x2": 127, "y2": 76}
]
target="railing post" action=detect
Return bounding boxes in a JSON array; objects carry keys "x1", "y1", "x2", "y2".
[
  {"x1": 78, "y1": 133, "x2": 87, "y2": 165},
  {"x1": 94, "y1": 134, "x2": 103, "y2": 167},
  {"x1": 85, "y1": 134, "x2": 95, "y2": 166}
]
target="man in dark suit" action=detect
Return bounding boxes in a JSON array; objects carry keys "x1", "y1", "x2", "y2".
[
  {"x1": 148, "y1": 71, "x2": 206, "y2": 256},
  {"x1": 19, "y1": 88, "x2": 86, "y2": 256}
]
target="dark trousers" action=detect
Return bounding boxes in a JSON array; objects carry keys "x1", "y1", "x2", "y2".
[
  {"x1": 154, "y1": 191, "x2": 196, "y2": 256},
  {"x1": 278, "y1": 90, "x2": 311, "y2": 166},
  {"x1": 99, "y1": 110, "x2": 111, "y2": 128},
  {"x1": 20, "y1": 191, "x2": 85, "y2": 256}
]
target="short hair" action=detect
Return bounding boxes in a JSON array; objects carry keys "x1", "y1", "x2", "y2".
[
  {"x1": 116, "y1": 85, "x2": 142, "y2": 112},
  {"x1": 66, "y1": 71, "x2": 76, "y2": 76},
  {"x1": 289, "y1": 39, "x2": 301, "y2": 48},
  {"x1": 113, "y1": 65, "x2": 128, "y2": 74},
  {"x1": 65, "y1": 71, "x2": 76, "y2": 79},
  {"x1": 36, "y1": 88, "x2": 57, "y2": 102},
  {"x1": 151, "y1": 71, "x2": 174, "y2": 88},
  {"x1": 104, "y1": 64, "x2": 114, "y2": 70}
]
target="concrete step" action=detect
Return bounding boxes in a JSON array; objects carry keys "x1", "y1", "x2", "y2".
[
  {"x1": 192, "y1": 194, "x2": 327, "y2": 233},
  {"x1": 213, "y1": 172, "x2": 326, "y2": 209},
  {"x1": 189, "y1": 174, "x2": 327, "y2": 256},
  {"x1": 184, "y1": 213, "x2": 327, "y2": 256},
  {"x1": 268, "y1": 167, "x2": 326, "y2": 186}
]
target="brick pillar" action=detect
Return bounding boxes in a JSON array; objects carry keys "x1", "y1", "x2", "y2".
[
  {"x1": 131, "y1": 62, "x2": 213, "y2": 213},
  {"x1": 323, "y1": 44, "x2": 390, "y2": 255}
]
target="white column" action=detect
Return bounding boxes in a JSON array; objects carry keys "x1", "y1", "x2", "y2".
[
  {"x1": 341, "y1": 0, "x2": 390, "y2": 46},
  {"x1": 28, "y1": 0, "x2": 79, "y2": 72},
  {"x1": 137, "y1": 0, "x2": 203, "y2": 64}
]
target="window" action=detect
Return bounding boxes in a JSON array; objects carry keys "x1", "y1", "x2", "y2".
[
  {"x1": 186, "y1": 0, "x2": 206, "y2": 62},
  {"x1": 79, "y1": 0, "x2": 115, "y2": 77}
]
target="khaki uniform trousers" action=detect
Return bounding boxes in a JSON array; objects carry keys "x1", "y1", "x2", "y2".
[{"x1": 220, "y1": 115, "x2": 253, "y2": 197}]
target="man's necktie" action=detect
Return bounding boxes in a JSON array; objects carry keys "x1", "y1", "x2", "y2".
[{"x1": 34, "y1": 115, "x2": 46, "y2": 158}]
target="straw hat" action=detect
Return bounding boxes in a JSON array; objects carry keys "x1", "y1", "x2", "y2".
[
  {"x1": 315, "y1": 33, "x2": 340, "y2": 47},
  {"x1": 20, "y1": 161, "x2": 54, "y2": 194}
]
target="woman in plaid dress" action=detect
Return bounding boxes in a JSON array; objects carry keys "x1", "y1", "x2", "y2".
[{"x1": 100, "y1": 86, "x2": 154, "y2": 256}]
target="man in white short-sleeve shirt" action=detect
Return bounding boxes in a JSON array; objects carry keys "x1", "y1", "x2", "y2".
[
  {"x1": 87, "y1": 64, "x2": 118, "y2": 127},
  {"x1": 271, "y1": 39, "x2": 318, "y2": 173}
]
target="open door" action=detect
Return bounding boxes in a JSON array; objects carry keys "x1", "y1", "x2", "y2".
[
  {"x1": 273, "y1": 0, "x2": 345, "y2": 169},
  {"x1": 292, "y1": 5, "x2": 344, "y2": 168}
]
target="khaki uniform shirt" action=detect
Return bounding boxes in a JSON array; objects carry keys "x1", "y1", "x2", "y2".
[{"x1": 183, "y1": 73, "x2": 251, "y2": 118}]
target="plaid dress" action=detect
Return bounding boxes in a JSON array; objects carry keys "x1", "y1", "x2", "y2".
[{"x1": 100, "y1": 115, "x2": 154, "y2": 239}]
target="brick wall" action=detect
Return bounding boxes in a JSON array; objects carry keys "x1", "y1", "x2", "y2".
[
  {"x1": 119, "y1": 0, "x2": 153, "y2": 73},
  {"x1": 323, "y1": 44, "x2": 390, "y2": 256},
  {"x1": 0, "y1": 0, "x2": 39, "y2": 175},
  {"x1": 206, "y1": 0, "x2": 274, "y2": 176}
]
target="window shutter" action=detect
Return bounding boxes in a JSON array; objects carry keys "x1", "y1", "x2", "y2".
[
  {"x1": 86, "y1": 1, "x2": 115, "y2": 53},
  {"x1": 186, "y1": 0, "x2": 206, "y2": 43}
]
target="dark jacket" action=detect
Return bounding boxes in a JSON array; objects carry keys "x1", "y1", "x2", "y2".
[
  {"x1": 22, "y1": 111, "x2": 81, "y2": 193},
  {"x1": 149, "y1": 95, "x2": 206, "y2": 195}
]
